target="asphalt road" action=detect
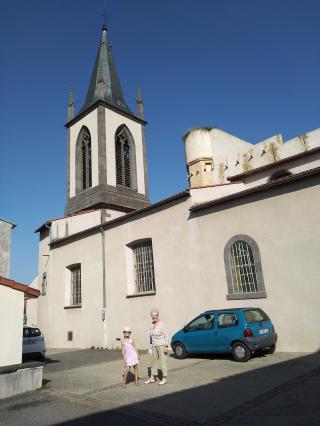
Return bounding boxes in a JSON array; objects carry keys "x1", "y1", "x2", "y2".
[{"x1": 1, "y1": 349, "x2": 320, "y2": 426}]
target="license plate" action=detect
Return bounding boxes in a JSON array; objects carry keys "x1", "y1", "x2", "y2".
[{"x1": 259, "y1": 328, "x2": 268, "y2": 335}]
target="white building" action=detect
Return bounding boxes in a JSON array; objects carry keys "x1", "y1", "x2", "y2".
[
  {"x1": 32, "y1": 25, "x2": 320, "y2": 353},
  {"x1": 0, "y1": 276, "x2": 39, "y2": 367}
]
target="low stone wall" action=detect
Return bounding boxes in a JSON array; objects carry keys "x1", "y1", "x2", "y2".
[{"x1": 0, "y1": 362, "x2": 43, "y2": 399}]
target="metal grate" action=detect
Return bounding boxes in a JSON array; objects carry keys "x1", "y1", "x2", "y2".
[
  {"x1": 71, "y1": 265, "x2": 81, "y2": 305},
  {"x1": 133, "y1": 241, "x2": 155, "y2": 293},
  {"x1": 81, "y1": 129, "x2": 92, "y2": 190},
  {"x1": 229, "y1": 240, "x2": 258, "y2": 293}
]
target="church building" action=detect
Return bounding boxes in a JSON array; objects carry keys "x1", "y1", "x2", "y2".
[{"x1": 29, "y1": 24, "x2": 320, "y2": 353}]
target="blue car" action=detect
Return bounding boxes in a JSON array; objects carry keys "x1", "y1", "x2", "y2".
[{"x1": 171, "y1": 307, "x2": 277, "y2": 362}]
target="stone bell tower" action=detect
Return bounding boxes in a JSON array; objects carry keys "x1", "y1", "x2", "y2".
[{"x1": 65, "y1": 25, "x2": 149, "y2": 216}]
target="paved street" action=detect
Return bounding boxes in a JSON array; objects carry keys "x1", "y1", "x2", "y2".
[{"x1": 0, "y1": 349, "x2": 319, "y2": 425}]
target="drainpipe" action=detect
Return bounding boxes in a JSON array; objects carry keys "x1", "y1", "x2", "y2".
[{"x1": 100, "y1": 209, "x2": 110, "y2": 348}]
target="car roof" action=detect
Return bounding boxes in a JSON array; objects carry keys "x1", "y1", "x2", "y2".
[{"x1": 203, "y1": 307, "x2": 256, "y2": 313}]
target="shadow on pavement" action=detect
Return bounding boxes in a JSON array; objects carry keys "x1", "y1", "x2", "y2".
[{"x1": 54, "y1": 351, "x2": 320, "y2": 426}]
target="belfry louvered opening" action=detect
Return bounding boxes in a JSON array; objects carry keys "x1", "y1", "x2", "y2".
[
  {"x1": 81, "y1": 128, "x2": 92, "y2": 190},
  {"x1": 131, "y1": 239, "x2": 156, "y2": 294},
  {"x1": 115, "y1": 125, "x2": 136, "y2": 189},
  {"x1": 76, "y1": 126, "x2": 92, "y2": 193}
]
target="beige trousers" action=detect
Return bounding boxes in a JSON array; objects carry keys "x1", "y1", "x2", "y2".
[{"x1": 151, "y1": 345, "x2": 168, "y2": 378}]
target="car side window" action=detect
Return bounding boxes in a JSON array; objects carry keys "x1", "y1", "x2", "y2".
[
  {"x1": 23, "y1": 328, "x2": 30, "y2": 337},
  {"x1": 244, "y1": 309, "x2": 269, "y2": 324},
  {"x1": 218, "y1": 313, "x2": 239, "y2": 328},
  {"x1": 187, "y1": 314, "x2": 214, "y2": 331}
]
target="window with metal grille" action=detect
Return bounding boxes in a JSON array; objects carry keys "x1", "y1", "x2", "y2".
[
  {"x1": 229, "y1": 241, "x2": 258, "y2": 293},
  {"x1": 132, "y1": 240, "x2": 156, "y2": 293},
  {"x1": 81, "y1": 129, "x2": 92, "y2": 190},
  {"x1": 70, "y1": 264, "x2": 81, "y2": 305},
  {"x1": 115, "y1": 126, "x2": 134, "y2": 189},
  {"x1": 224, "y1": 235, "x2": 266, "y2": 300}
]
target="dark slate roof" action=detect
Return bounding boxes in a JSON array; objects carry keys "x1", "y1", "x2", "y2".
[{"x1": 80, "y1": 26, "x2": 132, "y2": 114}]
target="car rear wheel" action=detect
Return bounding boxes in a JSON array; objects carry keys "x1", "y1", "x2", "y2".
[
  {"x1": 173, "y1": 342, "x2": 187, "y2": 359},
  {"x1": 232, "y1": 342, "x2": 251, "y2": 362},
  {"x1": 266, "y1": 344, "x2": 276, "y2": 354}
]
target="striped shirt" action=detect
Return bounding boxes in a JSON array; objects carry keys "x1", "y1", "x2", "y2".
[{"x1": 150, "y1": 320, "x2": 169, "y2": 347}]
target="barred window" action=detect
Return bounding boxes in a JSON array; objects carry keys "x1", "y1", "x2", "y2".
[
  {"x1": 70, "y1": 264, "x2": 81, "y2": 305},
  {"x1": 76, "y1": 126, "x2": 92, "y2": 193},
  {"x1": 230, "y1": 241, "x2": 258, "y2": 293},
  {"x1": 132, "y1": 240, "x2": 155, "y2": 293},
  {"x1": 224, "y1": 235, "x2": 266, "y2": 300},
  {"x1": 115, "y1": 125, "x2": 136, "y2": 189}
]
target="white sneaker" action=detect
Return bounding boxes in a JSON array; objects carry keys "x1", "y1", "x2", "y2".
[
  {"x1": 144, "y1": 378, "x2": 156, "y2": 384},
  {"x1": 158, "y1": 378, "x2": 167, "y2": 385}
]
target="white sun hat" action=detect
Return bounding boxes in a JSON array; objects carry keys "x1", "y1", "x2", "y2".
[{"x1": 123, "y1": 326, "x2": 131, "y2": 332}]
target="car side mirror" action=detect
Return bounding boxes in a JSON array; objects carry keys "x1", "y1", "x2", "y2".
[{"x1": 183, "y1": 326, "x2": 189, "y2": 333}]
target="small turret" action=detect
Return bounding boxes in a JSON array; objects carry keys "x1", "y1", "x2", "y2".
[{"x1": 184, "y1": 128, "x2": 214, "y2": 188}]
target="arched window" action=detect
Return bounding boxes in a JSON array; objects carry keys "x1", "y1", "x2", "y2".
[
  {"x1": 115, "y1": 125, "x2": 137, "y2": 189},
  {"x1": 224, "y1": 235, "x2": 266, "y2": 300},
  {"x1": 269, "y1": 169, "x2": 292, "y2": 182},
  {"x1": 76, "y1": 127, "x2": 92, "y2": 193}
]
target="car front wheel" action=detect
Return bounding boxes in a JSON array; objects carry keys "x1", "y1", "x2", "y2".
[
  {"x1": 173, "y1": 342, "x2": 187, "y2": 359},
  {"x1": 232, "y1": 342, "x2": 251, "y2": 362}
]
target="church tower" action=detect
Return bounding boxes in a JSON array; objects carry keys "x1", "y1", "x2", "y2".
[{"x1": 65, "y1": 25, "x2": 149, "y2": 215}]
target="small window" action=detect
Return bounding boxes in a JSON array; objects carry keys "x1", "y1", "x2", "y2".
[
  {"x1": 218, "y1": 313, "x2": 238, "y2": 328},
  {"x1": 67, "y1": 331, "x2": 73, "y2": 341},
  {"x1": 244, "y1": 309, "x2": 270, "y2": 324},
  {"x1": 131, "y1": 240, "x2": 155, "y2": 294},
  {"x1": 69, "y1": 264, "x2": 81, "y2": 305},
  {"x1": 187, "y1": 313, "x2": 214, "y2": 331},
  {"x1": 41, "y1": 272, "x2": 47, "y2": 296}
]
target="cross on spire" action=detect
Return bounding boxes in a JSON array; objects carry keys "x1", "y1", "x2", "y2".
[{"x1": 102, "y1": 0, "x2": 109, "y2": 30}]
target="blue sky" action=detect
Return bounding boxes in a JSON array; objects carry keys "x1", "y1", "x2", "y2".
[{"x1": 2, "y1": 0, "x2": 320, "y2": 283}]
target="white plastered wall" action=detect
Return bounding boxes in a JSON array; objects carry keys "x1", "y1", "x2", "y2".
[
  {"x1": 36, "y1": 232, "x2": 105, "y2": 348},
  {"x1": 105, "y1": 180, "x2": 320, "y2": 352},
  {"x1": 25, "y1": 275, "x2": 39, "y2": 327},
  {"x1": 0, "y1": 285, "x2": 24, "y2": 367},
  {"x1": 105, "y1": 108, "x2": 145, "y2": 194},
  {"x1": 69, "y1": 109, "x2": 99, "y2": 197}
]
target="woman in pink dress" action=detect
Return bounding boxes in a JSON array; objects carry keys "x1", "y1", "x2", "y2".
[{"x1": 121, "y1": 326, "x2": 140, "y2": 387}]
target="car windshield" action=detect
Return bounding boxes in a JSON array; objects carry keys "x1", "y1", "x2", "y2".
[
  {"x1": 244, "y1": 309, "x2": 270, "y2": 324},
  {"x1": 187, "y1": 313, "x2": 214, "y2": 331},
  {"x1": 23, "y1": 327, "x2": 41, "y2": 337}
]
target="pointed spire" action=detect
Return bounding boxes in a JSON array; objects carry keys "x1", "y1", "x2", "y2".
[
  {"x1": 136, "y1": 85, "x2": 144, "y2": 119},
  {"x1": 80, "y1": 26, "x2": 132, "y2": 114},
  {"x1": 67, "y1": 88, "x2": 74, "y2": 121}
]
